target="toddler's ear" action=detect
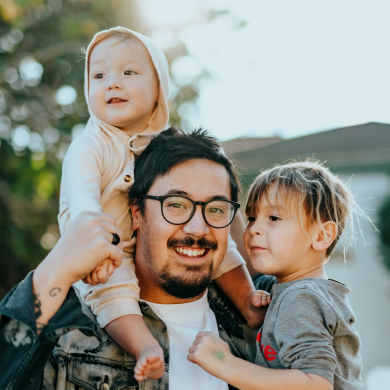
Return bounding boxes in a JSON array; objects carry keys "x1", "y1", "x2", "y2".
[
  {"x1": 130, "y1": 203, "x2": 141, "y2": 231},
  {"x1": 311, "y1": 221, "x2": 337, "y2": 252}
]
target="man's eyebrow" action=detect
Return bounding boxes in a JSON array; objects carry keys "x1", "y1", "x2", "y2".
[
  {"x1": 164, "y1": 189, "x2": 188, "y2": 196},
  {"x1": 163, "y1": 190, "x2": 230, "y2": 201}
]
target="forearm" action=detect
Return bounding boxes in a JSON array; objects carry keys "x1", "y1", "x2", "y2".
[
  {"x1": 224, "y1": 356, "x2": 332, "y2": 390},
  {"x1": 214, "y1": 264, "x2": 254, "y2": 316},
  {"x1": 32, "y1": 261, "x2": 72, "y2": 334},
  {"x1": 105, "y1": 314, "x2": 159, "y2": 359}
]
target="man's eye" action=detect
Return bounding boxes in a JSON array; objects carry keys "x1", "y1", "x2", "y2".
[
  {"x1": 168, "y1": 202, "x2": 185, "y2": 209},
  {"x1": 270, "y1": 215, "x2": 280, "y2": 222},
  {"x1": 95, "y1": 73, "x2": 104, "y2": 79},
  {"x1": 209, "y1": 207, "x2": 224, "y2": 214},
  {"x1": 124, "y1": 70, "x2": 136, "y2": 75}
]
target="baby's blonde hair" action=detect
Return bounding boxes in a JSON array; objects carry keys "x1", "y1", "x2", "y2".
[{"x1": 245, "y1": 160, "x2": 372, "y2": 258}]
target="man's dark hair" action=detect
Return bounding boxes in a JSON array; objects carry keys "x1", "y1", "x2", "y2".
[{"x1": 129, "y1": 127, "x2": 241, "y2": 214}]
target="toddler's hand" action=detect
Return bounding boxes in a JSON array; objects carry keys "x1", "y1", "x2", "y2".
[
  {"x1": 244, "y1": 290, "x2": 271, "y2": 329},
  {"x1": 134, "y1": 344, "x2": 165, "y2": 381},
  {"x1": 188, "y1": 332, "x2": 233, "y2": 377},
  {"x1": 82, "y1": 258, "x2": 115, "y2": 285}
]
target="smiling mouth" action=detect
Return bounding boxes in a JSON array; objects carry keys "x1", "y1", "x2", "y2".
[
  {"x1": 251, "y1": 246, "x2": 268, "y2": 251},
  {"x1": 173, "y1": 246, "x2": 209, "y2": 258},
  {"x1": 107, "y1": 98, "x2": 127, "y2": 104}
]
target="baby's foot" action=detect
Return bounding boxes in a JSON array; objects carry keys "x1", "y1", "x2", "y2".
[{"x1": 134, "y1": 344, "x2": 165, "y2": 381}]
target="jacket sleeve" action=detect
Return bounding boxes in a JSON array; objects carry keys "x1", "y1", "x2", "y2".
[
  {"x1": 214, "y1": 233, "x2": 246, "y2": 279},
  {"x1": 58, "y1": 133, "x2": 104, "y2": 235},
  {"x1": 0, "y1": 272, "x2": 101, "y2": 390}
]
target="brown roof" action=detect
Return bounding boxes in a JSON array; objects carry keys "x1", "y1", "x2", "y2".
[
  {"x1": 221, "y1": 136, "x2": 282, "y2": 155},
  {"x1": 229, "y1": 122, "x2": 390, "y2": 175}
]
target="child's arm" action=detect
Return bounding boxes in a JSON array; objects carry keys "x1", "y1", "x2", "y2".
[
  {"x1": 188, "y1": 332, "x2": 332, "y2": 390},
  {"x1": 214, "y1": 265, "x2": 271, "y2": 328}
]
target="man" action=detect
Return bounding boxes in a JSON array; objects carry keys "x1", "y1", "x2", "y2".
[{"x1": 0, "y1": 128, "x2": 275, "y2": 390}]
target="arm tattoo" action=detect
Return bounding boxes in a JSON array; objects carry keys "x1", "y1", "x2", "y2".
[
  {"x1": 33, "y1": 293, "x2": 42, "y2": 319},
  {"x1": 36, "y1": 322, "x2": 47, "y2": 333},
  {"x1": 49, "y1": 287, "x2": 62, "y2": 297}
]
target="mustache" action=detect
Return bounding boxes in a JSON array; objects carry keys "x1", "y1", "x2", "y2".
[{"x1": 167, "y1": 236, "x2": 218, "y2": 251}]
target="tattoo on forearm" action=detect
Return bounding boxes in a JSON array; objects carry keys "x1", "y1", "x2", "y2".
[
  {"x1": 49, "y1": 287, "x2": 62, "y2": 297},
  {"x1": 36, "y1": 322, "x2": 47, "y2": 333},
  {"x1": 33, "y1": 293, "x2": 42, "y2": 319}
]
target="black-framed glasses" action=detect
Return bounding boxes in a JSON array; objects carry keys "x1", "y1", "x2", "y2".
[{"x1": 140, "y1": 195, "x2": 240, "y2": 229}]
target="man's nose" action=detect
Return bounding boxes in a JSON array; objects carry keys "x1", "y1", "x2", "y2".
[
  {"x1": 182, "y1": 206, "x2": 210, "y2": 237},
  {"x1": 106, "y1": 78, "x2": 123, "y2": 90}
]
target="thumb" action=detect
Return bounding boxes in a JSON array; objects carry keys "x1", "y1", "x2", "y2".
[{"x1": 251, "y1": 293, "x2": 263, "y2": 308}]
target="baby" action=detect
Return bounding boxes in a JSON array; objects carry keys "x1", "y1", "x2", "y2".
[
  {"x1": 189, "y1": 161, "x2": 371, "y2": 390},
  {"x1": 59, "y1": 27, "x2": 265, "y2": 381}
]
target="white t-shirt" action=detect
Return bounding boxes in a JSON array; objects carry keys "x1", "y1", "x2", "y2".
[{"x1": 144, "y1": 292, "x2": 228, "y2": 390}]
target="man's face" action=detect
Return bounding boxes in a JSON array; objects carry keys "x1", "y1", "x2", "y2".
[{"x1": 132, "y1": 159, "x2": 232, "y2": 303}]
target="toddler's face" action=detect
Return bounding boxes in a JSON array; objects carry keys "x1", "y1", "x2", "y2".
[
  {"x1": 88, "y1": 37, "x2": 159, "y2": 134},
  {"x1": 244, "y1": 185, "x2": 313, "y2": 280}
]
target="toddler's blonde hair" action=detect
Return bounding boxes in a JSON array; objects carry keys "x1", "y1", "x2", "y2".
[{"x1": 245, "y1": 160, "x2": 372, "y2": 258}]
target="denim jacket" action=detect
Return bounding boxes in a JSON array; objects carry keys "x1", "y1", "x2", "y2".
[{"x1": 0, "y1": 272, "x2": 257, "y2": 390}]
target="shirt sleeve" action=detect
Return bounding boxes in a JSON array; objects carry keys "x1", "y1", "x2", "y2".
[
  {"x1": 58, "y1": 133, "x2": 104, "y2": 234},
  {"x1": 0, "y1": 272, "x2": 100, "y2": 389},
  {"x1": 214, "y1": 233, "x2": 246, "y2": 279},
  {"x1": 274, "y1": 287, "x2": 338, "y2": 383}
]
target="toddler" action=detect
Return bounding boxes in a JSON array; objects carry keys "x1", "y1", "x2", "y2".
[
  {"x1": 59, "y1": 26, "x2": 264, "y2": 381},
  {"x1": 189, "y1": 160, "x2": 371, "y2": 390}
]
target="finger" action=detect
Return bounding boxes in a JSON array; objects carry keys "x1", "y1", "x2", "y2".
[
  {"x1": 97, "y1": 265, "x2": 109, "y2": 284},
  {"x1": 195, "y1": 331, "x2": 209, "y2": 339},
  {"x1": 83, "y1": 274, "x2": 95, "y2": 285},
  {"x1": 267, "y1": 296, "x2": 272, "y2": 304},
  {"x1": 105, "y1": 246, "x2": 123, "y2": 269},
  {"x1": 188, "y1": 345, "x2": 197, "y2": 353},
  {"x1": 107, "y1": 262, "x2": 115, "y2": 278},
  {"x1": 100, "y1": 220, "x2": 124, "y2": 242},
  {"x1": 92, "y1": 212, "x2": 118, "y2": 227},
  {"x1": 90, "y1": 270, "x2": 100, "y2": 285}
]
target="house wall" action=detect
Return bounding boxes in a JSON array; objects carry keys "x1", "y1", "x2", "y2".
[{"x1": 326, "y1": 172, "x2": 390, "y2": 384}]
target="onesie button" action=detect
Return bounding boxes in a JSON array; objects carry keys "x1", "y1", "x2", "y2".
[{"x1": 124, "y1": 175, "x2": 131, "y2": 183}]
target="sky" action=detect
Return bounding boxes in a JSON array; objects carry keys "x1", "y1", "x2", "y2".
[{"x1": 139, "y1": 0, "x2": 390, "y2": 141}]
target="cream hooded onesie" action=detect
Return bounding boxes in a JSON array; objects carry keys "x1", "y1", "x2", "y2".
[{"x1": 58, "y1": 27, "x2": 245, "y2": 328}]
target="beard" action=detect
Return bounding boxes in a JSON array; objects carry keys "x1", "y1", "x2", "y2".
[{"x1": 142, "y1": 231, "x2": 217, "y2": 299}]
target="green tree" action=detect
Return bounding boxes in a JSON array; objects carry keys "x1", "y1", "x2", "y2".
[{"x1": 0, "y1": 0, "x2": 203, "y2": 297}]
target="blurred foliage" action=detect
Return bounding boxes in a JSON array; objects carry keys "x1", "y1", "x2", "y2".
[
  {"x1": 378, "y1": 195, "x2": 390, "y2": 273},
  {"x1": 0, "y1": 0, "x2": 204, "y2": 297}
]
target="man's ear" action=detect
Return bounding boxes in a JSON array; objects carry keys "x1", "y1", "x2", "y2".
[
  {"x1": 311, "y1": 221, "x2": 337, "y2": 252},
  {"x1": 130, "y1": 203, "x2": 141, "y2": 231}
]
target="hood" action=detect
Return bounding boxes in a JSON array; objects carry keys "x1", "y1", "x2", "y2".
[{"x1": 83, "y1": 26, "x2": 170, "y2": 153}]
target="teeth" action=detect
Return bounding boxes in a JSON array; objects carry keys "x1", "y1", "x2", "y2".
[{"x1": 174, "y1": 247, "x2": 207, "y2": 257}]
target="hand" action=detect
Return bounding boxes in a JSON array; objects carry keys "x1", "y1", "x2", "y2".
[
  {"x1": 83, "y1": 259, "x2": 115, "y2": 285},
  {"x1": 188, "y1": 332, "x2": 233, "y2": 379},
  {"x1": 243, "y1": 290, "x2": 271, "y2": 329},
  {"x1": 43, "y1": 211, "x2": 124, "y2": 288}
]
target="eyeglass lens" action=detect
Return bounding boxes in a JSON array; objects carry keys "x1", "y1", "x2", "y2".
[{"x1": 162, "y1": 196, "x2": 235, "y2": 227}]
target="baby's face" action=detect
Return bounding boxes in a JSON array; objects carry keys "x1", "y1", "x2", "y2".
[
  {"x1": 244, "y1": 185, "x2": 314, "y2": 281},
  {"x1": 88, "y1": 37, "x2": 159, "y2": 134}
]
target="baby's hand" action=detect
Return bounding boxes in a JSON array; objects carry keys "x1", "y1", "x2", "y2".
[
  {"x1": 244, "y1": 290, "x2": 272, "y2": 329},
  {"x1": 82, "y1": 259, "x2": 115, "y2": 285},
  {"x1": 188, "y1": 332, "x2": 233, "y2": 377},
  {"x1": 134, "y1": 344, "x2": 165, "y2": 381}
]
